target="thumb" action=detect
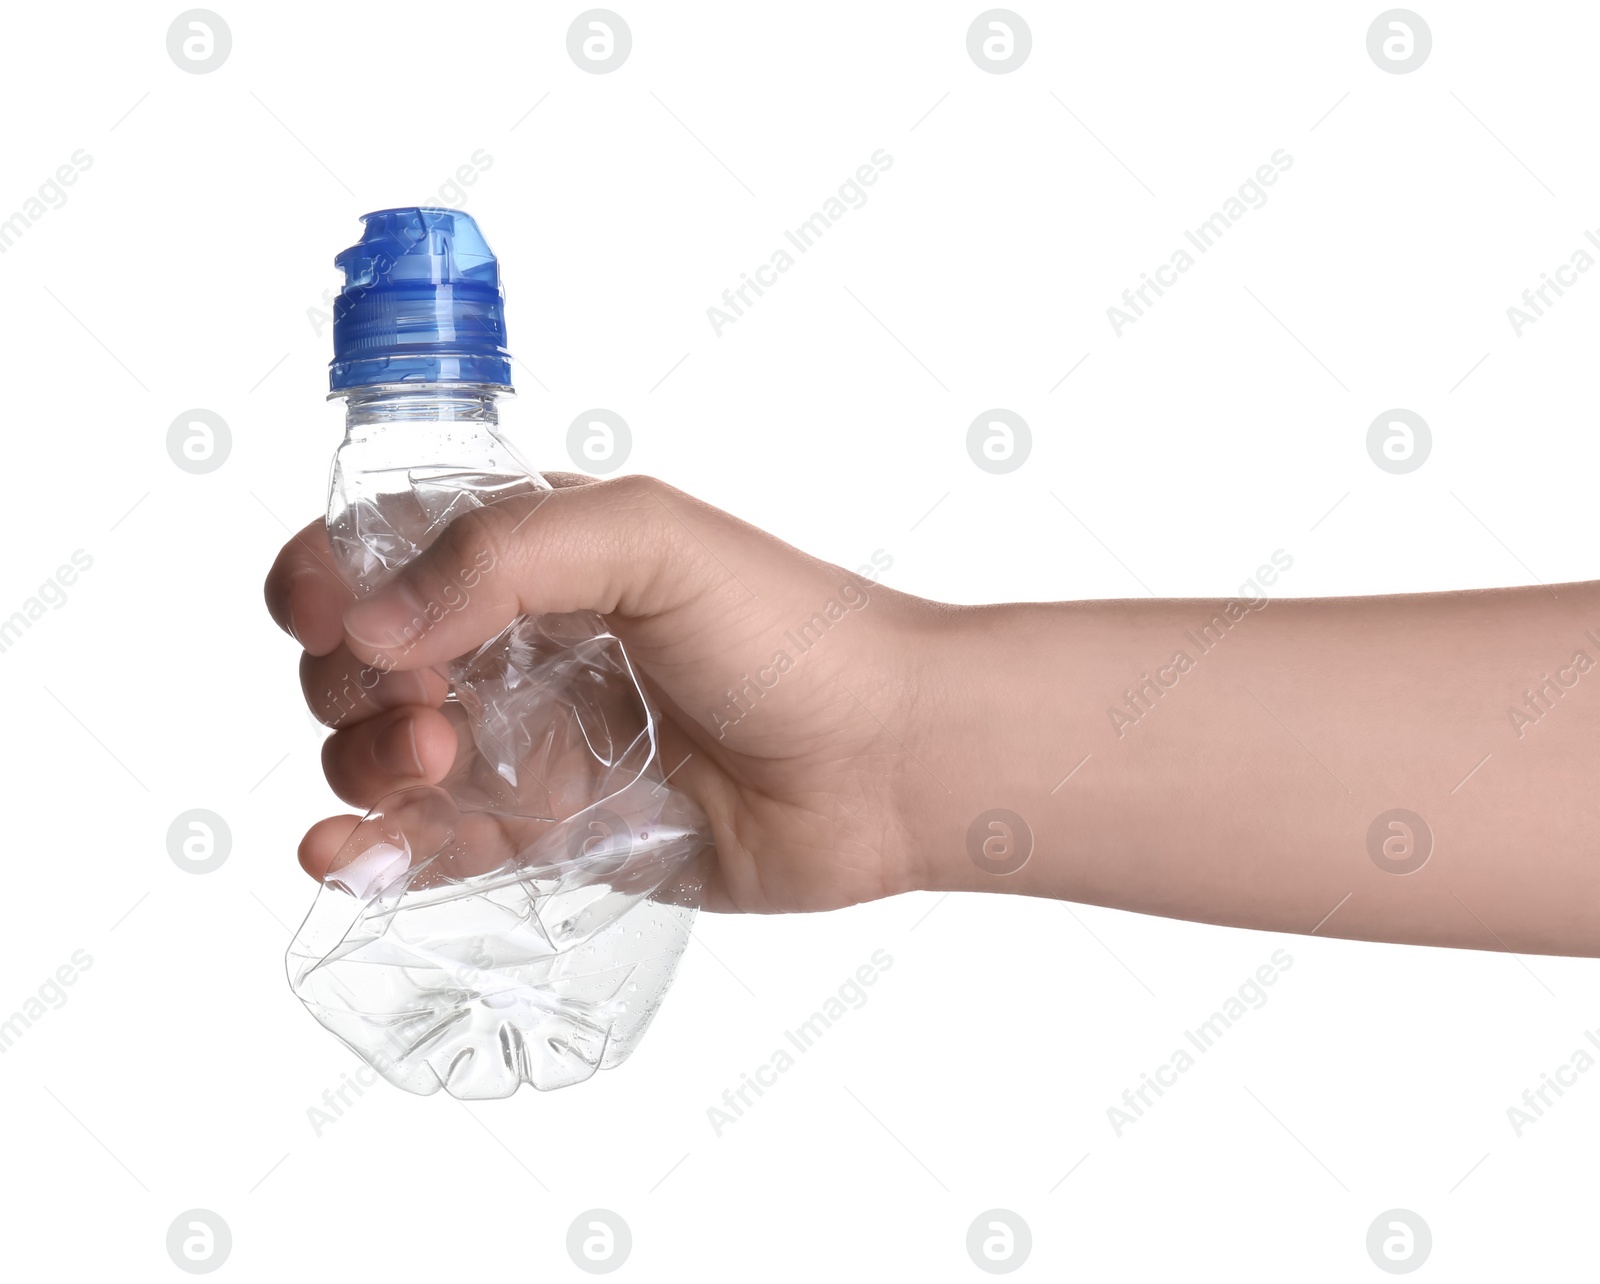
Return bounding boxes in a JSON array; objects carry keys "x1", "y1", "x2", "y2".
[{"x1": 340, "y1": 474, "x2": 725, "y2": 671}]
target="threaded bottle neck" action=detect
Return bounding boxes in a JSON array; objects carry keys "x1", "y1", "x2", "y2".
[{"x1": 341, "y1": 383, "x2": 503, "y2": 430}]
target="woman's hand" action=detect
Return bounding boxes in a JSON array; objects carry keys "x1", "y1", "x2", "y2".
[{"x1": 264, "y1": 473, "x2": 931, "y2": 913}]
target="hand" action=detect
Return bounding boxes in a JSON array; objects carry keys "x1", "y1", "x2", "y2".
[
  {"x1": 265, "y1": 474, "x2": 929, "y2": 913},
  {"x1": 267, "y1": 474, "x2": 1600, "y2": 955}
]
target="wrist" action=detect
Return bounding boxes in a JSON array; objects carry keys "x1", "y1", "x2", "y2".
[{"x1": 891, "y1": 600, "x2": 1074, "y2": 899}]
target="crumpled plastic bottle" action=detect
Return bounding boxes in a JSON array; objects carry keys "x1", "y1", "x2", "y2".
[{"x1": 286, "y1": 208, "x2": 709, "y2": 1098}]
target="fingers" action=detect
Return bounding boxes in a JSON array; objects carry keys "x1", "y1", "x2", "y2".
[
  {"x1": 284, "y1": 469, "x2": 738, "y2": 893},
  {"x1": 266, "y1": 474, "x2": 597, "y2": 654},
  {"x1": 298, "y1": 799, "x2": 523, "y2": 887},
  {"x1": 299, "y1": 815, "x2": 362, "y2": 881},
  {"x1": 300, "y1": 643, "x2": 449, "y2": 727},
  {"x1": 319, "y1": 704, "x2": 459, "y2": 809},
  {"x1": 264, "y1": 519, "x2": 355, "y2": 657},
  {"x1": 339, "y1": 474, "x2": 722, "y2": 672}
]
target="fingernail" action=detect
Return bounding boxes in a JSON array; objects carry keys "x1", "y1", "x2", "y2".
[
  {"x1": 329, "y1": 841, "x2": 411, "y2": 899},
  {"x1": 373, "y1": 718, "x2": 423, "y2": 778},
  {"x1": 383, "y1": 667, "x2": 433, "y2": 707},
  {"x1": 345, "y1": 582, "x2": 426, "y2": 652}
]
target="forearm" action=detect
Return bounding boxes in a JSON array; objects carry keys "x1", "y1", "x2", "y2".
[{"x1": 898, "y1": 582, "x2": 1600, "y2": 956}]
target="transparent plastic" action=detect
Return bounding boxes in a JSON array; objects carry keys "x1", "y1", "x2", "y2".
[{"x1": 286, "y1": 385, "x2": 708, "y2": 1097}]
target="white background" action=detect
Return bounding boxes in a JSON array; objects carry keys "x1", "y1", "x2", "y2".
[{"x1": 1, "y1": 0, "x2": 1596, "y2": 1278}]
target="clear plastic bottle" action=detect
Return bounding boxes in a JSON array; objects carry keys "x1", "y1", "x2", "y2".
[{"x1": 286, "y1": 210, "x2": 708, "y2": 1098}]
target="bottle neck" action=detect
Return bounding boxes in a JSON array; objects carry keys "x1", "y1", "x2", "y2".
[{"x1": 340, "y1": 383, "x2": 506, "y2": 430}]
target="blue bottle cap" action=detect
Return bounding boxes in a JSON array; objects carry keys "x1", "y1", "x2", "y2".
[{"x1": 329, "y1": 208, "x2": 514, "y2": 391}]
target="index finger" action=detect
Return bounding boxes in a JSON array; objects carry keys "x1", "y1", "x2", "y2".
[{"x1": 264, "y1": 518, "x2": 356, "y2": 657}]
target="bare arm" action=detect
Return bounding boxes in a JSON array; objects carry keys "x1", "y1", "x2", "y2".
[
  {"x1": 902, "y1": 582, "x2": 1600, "y2": 956},
  {"x1": 268, "y1": 475, "x2": 1600, "y2": 957}
]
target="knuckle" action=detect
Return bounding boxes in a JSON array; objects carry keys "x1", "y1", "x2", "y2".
[
  {"x1": 402, "y1": 503, "x2": 522, "y2": 629},
  {"x1": 319, "y1": 733, "x2": 357, "y2": 803},
  {"x1": 539, "y1": 470, "x2": 598, "y2": 491},
  {"x1": 607, "y1": 472, "x2": 665, "y2": 505},
  {"x1": 300, "y1": 652, "x2": 375, "y2": 728},
  {"x1": 447, "y1": 503, "x2": 514, "y2": 579},
  {"x1": 263, "y1": 552, "x2": 301, "y2": 629},
  {"x1": 320, "y1": 728, "x2": 380, "y2": 809},
  {"x1": 598, "y1": 474, "x2": 678, "y2": 556}
]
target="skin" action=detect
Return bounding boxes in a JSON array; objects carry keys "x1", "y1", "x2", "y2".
[{"x1": 265, "y1": 473, "x2": 1600, "y2": 957}]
